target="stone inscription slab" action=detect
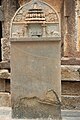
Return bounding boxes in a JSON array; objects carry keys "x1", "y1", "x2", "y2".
[
  {"x1": 11, "y1": 40, "x2": 61, "y2": 119},
  {"x1": 10, "y1": 0, "x2": 61, "y2": 119}
]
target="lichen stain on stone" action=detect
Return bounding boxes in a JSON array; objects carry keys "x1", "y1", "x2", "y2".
[
  {"x1": 12, "y1": 90, "x2": 61, "y2": 119},
  {"x1": 17, "y1": 89, "x2": 61, "y2": 107},
  {"x1": 44, "y1": 90, "x2": 60, "y2": 104}
]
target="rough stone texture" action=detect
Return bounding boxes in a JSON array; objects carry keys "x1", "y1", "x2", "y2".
[
  {"x1": 18, "y1": 0, "x2": 30, "y2": 6},
  {"x1": 2, "y1": 0, "x2": 17, "y2": 38},
  {"x1": 0, "y1": 69, "x2": 10, "y2": 79},
  {"x1": 61, "y1": 65, "x2": 80, "y2": 81},
  {"x1": 76, "y1": 0, "x2": 80, "y2": 52},
  {"x1": 0, "y1": 92, "x2": 11, "y2": 107},
  {"x1": 0, "y1": 108, "x2": 80, "y2": 120},
  {"x1": 0, "y1": 61, "x2": 10, "y2": 69},
  {"x1": 1, "y1": 0, "x2": 18, "y2": 61},
  {"x1": 11, "y1": 1, "x2": 60, "y2": 38},
  {"x1": 0, "y1": 79, "x2": 5, "y2": 92},
  {"x1": 0, "y1": 6, "x2": 4, "y2": 21},
  {"x1": 62, "y1": 110, "x2": 80, "y2": 118},
  {"x1": 39, "y1": 0, "x2": 63, "y2": 13},
  {"x1": 12, "y1": 96, "x2": 61, "y2": 119},
  {"x1": 0, "y1": 69, "x2": 10, "y2": 92},
  {"x1": 62, "y1": 81, "x2": 80, "y2": 96},
  {"x1": 0, "y1": 79, "x2": 10, "y2": 93},
  {"x1": 1, "y1": 38, "x2": 10, "y2": 61},
  {"x1": 61, "y1": 57, "x2": 80, "y2": 65},
  {"x1": 62, "y1": 95, "x2": 80, "y2": 110},
  {"x1": 77, "y1": 16, "x2": 80, "y2": 51},
  {"x1": 63, "y1": 0, "x2": 76, "y2": 57},
  {"x1": 76, "y1": 51, "x2": 80, "y2": 58}
]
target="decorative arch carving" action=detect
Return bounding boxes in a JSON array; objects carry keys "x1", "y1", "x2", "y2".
[{"x1": 11, "y1": 0, "x2": 60, "y2": 38}]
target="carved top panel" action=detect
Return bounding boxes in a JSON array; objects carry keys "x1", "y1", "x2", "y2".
[{"x1": 11, "y1": 0, "x2": 60, "y2": 38}]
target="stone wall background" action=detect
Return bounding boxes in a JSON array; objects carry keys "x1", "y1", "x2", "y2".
[{"x1": 1, "y1": 0, "x2": 19, "y2": 61}]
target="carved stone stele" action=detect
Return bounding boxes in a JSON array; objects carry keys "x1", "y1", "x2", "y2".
[{"x1": 10, "y1": 0, "x2": 61, "y2": 119}]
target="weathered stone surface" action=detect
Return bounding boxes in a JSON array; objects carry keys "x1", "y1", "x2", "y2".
[
  {"x1": 61, "y1": 57, "x2": 80, "y2": 65},
  {"x1": 0, "y1": 6, "x2": 4, "y2": 21},
  {"x1": 0, "y1": 92, "x2": 11, "y2": 107},
  {"x1": 0, "y1": 79, "x2": 5, "y2": 92},
  {"x1": 0, "y1": 65, "x2": 79, "y2": 82},
  {"x1": 76, "y1": 0, "x2": 80, "y2": 52},
  {"x1": 1, "y1": 38, "x2": 10, "y2": 61},
  {"x1": 10, "y1": 0, "x2": 61, "y2": 119},
  {"x1": 63, "y1": 0, "x2": 76, "y2": 57},
  {"x1": 62, "y1": 95, "x2": 80, "y2": 110},
  {"x1": 77, "y1": 16, "x2": 80, "y2": 51},
  {"x1": 12, "y1": 95, "x2": 61, "y2": 119},
  {"x1": 11, "y1": 41, "x2": 61, "y2": 119},
  {"x1": 62, "y1": 81, "x2": 80, "y2": 96},
  {"x1": 2, "y1": 0, "x2": 17, "y2": 38},
  {"x1": 11, "y1": 1, "x2": 60, "y2": 38},
  {"x1": 1, "y1": 0, "x2": 18, "y2": 61},
  {"x1": 0, "y1": 79, "x2": 10, "y2": 92},
  {"x1": 62, "y1": 110, "x2": 80, "y2": 118},
  {"x1": 61, "y1": 65, "x2": 80, "y2": 81},
  {"x1": 18, "y1": 0, "x2": 30, "y2": 6},
  {"x1": 0, "y1": 108, "x2": 80, "y2": 120},
  {"x1": 0, "y1": 69, "x2": 10, "y2": 79},
  {"x1": 0, "y1": 61, "x2": 10, "y2": 69}
]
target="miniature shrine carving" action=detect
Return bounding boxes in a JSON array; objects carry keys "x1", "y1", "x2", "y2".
[{"x1": 11, "y1": 0, "x2": 60, "y2": 38}]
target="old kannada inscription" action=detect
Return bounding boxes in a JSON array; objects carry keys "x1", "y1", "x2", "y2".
[{"x1": 10, "y1": 0, "x2": 61, "y2": 119}]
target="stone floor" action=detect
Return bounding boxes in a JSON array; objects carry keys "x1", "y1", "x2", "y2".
[{"x1": 0, "y1": 107, "x2": 80, "y2": 120}]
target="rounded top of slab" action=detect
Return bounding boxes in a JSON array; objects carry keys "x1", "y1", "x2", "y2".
[{"x1": 10, "y1": 0, "x2": 60, "y2": 38}]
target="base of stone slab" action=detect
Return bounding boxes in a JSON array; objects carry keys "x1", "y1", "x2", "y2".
[
  {"x1": 1, "y1": 107, "x2": 80, "y2": 120},
  {"x1": 12, "y1": 98, "x2": 61, "y2": 119},
  {"x1": 12, "y1": 106, "x2": 61, "y2": 119}
]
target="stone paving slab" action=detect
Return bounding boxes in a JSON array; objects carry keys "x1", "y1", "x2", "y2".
[
  {"x1": 63, "y1": 117, "x2": 80, "y2": 120},
  {"x1": 62, "y1": 110, "x2": 80, "y2": 117},
  {"x1": 0, "y1": 107, "x2": 80, "y2": 120}
]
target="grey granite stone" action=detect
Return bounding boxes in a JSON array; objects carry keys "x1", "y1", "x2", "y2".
[{"x1": 10, "y1": 0, "x2": 61, "y2": 119}]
